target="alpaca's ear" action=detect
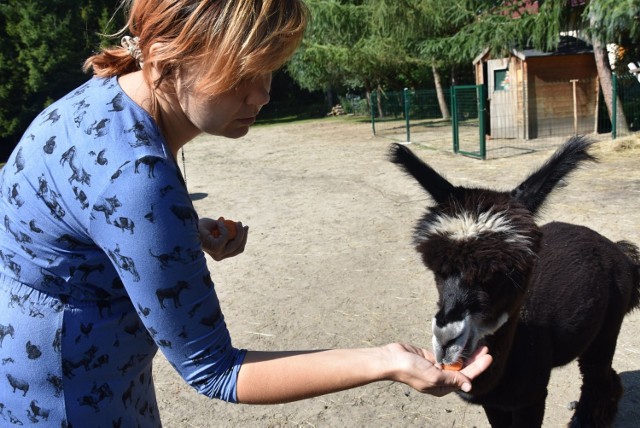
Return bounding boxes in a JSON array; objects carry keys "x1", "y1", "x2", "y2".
[
  {"x1": 389, "y1": 143, "x2": 455, "y2": 204},
  {"x1": 510, "y1": 136, "x2": 597, "y2": 215}
]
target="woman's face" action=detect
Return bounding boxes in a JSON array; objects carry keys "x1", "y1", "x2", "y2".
[{"x1": 176, "y1": 71, "x2": 272, "y2": 139}]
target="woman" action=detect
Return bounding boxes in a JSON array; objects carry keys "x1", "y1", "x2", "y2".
[{"x1": 0, "y1": 1, "x2": 491, "y2": 426}]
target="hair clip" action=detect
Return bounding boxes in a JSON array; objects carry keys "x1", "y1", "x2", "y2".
[{"x1": 121, "y1": 36, "x2": 144, "y2": 68}]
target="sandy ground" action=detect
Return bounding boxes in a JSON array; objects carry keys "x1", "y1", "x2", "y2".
[{"x1": 154, "y1": 118, "x2": 640, "y2": 427}]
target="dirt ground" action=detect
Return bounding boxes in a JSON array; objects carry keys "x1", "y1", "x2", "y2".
[{"x1": 154, "y1": 118, "x2": 640, "y2": 427}]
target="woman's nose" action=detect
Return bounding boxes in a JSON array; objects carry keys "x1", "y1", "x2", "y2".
[
  {"x1": 245, "y1": 75, "x2": 271, "y2": 107},
  {"x1": 246, "y1": 87, "x2": 270, "y2": 107}
]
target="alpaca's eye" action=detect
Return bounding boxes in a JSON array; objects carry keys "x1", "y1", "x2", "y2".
[{"x1": 475, "y1": 290, "x2": 491, "y2": 306}]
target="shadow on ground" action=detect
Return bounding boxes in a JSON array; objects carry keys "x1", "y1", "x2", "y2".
[
  {"x1": 615, "y1": 370, "x2": 640, "y2": 426},
  {"x1": 189, "y1": 192, "x2": 208, "y2": 201}
]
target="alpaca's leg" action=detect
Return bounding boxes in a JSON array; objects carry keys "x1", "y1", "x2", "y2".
[
  {"x1": 569, "y1": 323, "x2": 625, "y2": 427},
  {"x1": 483, "y1": 396, "x2": 546, "y2": 428},
  {"x1": 511, "y1": 396, "x2": 546, "y2": 428},
  {"x1": 483, "y1": 405, "x2": 512, "y2": 428},
  {"x1": 569, "y1": 365, "x2": 623, "y2": 428}
]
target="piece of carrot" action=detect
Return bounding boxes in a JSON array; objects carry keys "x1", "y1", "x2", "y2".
[
  {"x1": 442, "y1": 360, "x2": 464, "y2": 371},
  {"x1": 211, "y1": 217, "x2": 237, "y2": 240}
]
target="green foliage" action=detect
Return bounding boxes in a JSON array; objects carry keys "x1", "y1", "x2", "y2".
[
  {"x1": 1, "y1": 0, "x2": 638, "y2": 151},
  {"x1": 586, "y1": 0, "x2": 640, "y2": 42},
  {"x1": 418, "y1": 0, "x2": 569, "y2": 65},
  {"x1": 585, "y1": 0, "x2": 640, "y2": 61},
  {"x1": 287, "y1": 0, "x2": 434, "y2": 93},
  {"x1": 338, "y1": 94, "x2": 370, "y2": 115},
  {"x1": 0, "y1": 0, "x2": 125, "y2": 160},
  {"x1": 288, "y1": 1, "x2": 371, "y2": 91},
  {"x1": 290, "y1": 0, "x2": 640, "y2": 97}
]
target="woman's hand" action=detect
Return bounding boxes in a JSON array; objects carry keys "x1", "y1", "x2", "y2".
[
  {"x1": 198, "y1": 217, "x2": 248, "y2": 261},
  {"x1": 381, "y1": 343, "x2": 492, "y2": 397}
]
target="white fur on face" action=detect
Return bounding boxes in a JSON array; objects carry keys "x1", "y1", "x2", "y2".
[
  {"x1": 418, "y1": 210, "x2": 532, "y2": 249},
  {"x1": 432, "y1": 316, "x2": 469, "y2": 365},
  {"x1": 432, "y1": 311, "x2": 509, "y2": 364}
]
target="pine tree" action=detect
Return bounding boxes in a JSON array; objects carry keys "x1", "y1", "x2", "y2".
[{"x1": 0, "y1": 0, "x2": 124, "y2": 161}]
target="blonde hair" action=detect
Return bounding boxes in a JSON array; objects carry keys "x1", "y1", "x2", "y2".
[{"x1": 84, "y1": 0, "x2": 308, "y2": 117}]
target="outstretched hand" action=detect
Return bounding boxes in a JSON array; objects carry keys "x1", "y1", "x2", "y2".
[
  {"x1": 198, "y1": 217, "x2": 248, "y2": 261},
  {"x1": 236, "y1": 344, "x2": 492, "y2": 404},
  {"x1": 382, "y1": 343, "x2": 492, "y2": 397}
]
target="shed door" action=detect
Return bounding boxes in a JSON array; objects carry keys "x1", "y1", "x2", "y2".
[{"x1": 488, "y1": 60, "x2": 518, "y2": 139}]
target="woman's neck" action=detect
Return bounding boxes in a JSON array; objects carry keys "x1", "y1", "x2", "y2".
[{"x1": 117, "y1": 70, "x2": 200, "y2": 159}]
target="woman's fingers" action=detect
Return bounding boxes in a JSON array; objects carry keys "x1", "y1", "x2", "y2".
[
  {"x1": 460, "y1": 346, "x2": 493, "y2": 381},
  {"x1": 198, "y1": 217, "x2": 248, "y2": 260}
]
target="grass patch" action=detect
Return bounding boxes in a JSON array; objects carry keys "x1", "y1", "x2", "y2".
[
  {"x1": 255, "y1": 113, "x2": 370, "y2": 128},
  {"x1": 256, "y1": 114, "x2": 317, "y2": 126}
]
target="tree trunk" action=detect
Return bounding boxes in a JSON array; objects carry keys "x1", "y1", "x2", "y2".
[
  {"x1": 324, "y1": 87, "x2": 334, "y2": 113},
  {"x1": 377, "y1": 84, "x2": 384, "y2": 118},
  {"x1": 433, "y1": 64, "x2": 451, "y2": 120},
  {"x1": 590, "y1": 17, "x2": 629, "y2": 133}
]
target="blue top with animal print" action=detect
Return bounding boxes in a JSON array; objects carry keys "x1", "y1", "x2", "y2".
[{"x1": 0, "y1": 76, "x2": 245, "y2": 427}]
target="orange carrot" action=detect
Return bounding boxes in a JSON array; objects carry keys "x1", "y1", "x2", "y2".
[
  {"x1": 442, "y1": 360, "x2": 464, "y2": 371},
  {"x1": 211, "y1": 217, "x2": 237, "y2": 240}
]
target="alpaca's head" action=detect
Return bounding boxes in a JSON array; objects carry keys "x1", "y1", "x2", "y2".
[
  {"x1": 414, "y1": 188, "x2": 541, "y2": 366},
  {"x1": 390, "y1": 137, "x2": 595, "y2": 366}
]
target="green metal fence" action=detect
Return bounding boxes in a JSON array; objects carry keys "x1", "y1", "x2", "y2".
[
  {"x1": 617, "y1": 74, "x2": 640, "y2": 137},
  {"x1": 451, "y1": 85, "x2": 485, "y2": 159},
  {"x1": 369, "y1": 72, "x2": 640, "y2": 159},
  {"x1": 369, "y1": 88, "x2": 455, "y2": 151}
]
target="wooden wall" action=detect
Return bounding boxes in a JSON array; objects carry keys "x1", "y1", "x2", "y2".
[
  {"x1": 525, "y1": 55, "x2": 598, "y2": 138},
  {"x1": 476, "y1": 53, "x2": 599, "y2": 140}
]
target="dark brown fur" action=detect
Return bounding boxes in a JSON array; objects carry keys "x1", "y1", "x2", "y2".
[{"x1": 390, "y1": 137, "x2": 640, "y2": 427}]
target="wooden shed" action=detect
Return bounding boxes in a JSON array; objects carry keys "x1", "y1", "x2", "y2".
[{"x1": 473, "y1": 36, "x2": 599, "y2": 140}]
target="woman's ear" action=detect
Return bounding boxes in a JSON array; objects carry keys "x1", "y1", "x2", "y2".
[
  {"x1": 145, "y1": 42, "x2": 180, "y2": 93},
  {"x1": 146, "y1": 42, "x2": 167, "y2": 75},
  {"x1": 147, "y1": 42, "x2": 166, "y2": 61}
]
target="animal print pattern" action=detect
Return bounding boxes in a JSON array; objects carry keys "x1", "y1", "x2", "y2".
[{"x1": 0, "y1": 77, "x2": 246, "y2": 427}]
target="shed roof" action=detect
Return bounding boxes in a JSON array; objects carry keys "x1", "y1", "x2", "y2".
[
  {"x1": 512, "y1": 35, "x2": 593, "y2": 59},
  {"x1": 473, "y1": 35, "x2": 593, "y2": 65}
]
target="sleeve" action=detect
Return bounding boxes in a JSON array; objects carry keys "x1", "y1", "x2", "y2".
[{"x1": 88, "y1": 156, "x2": 246, "y2": 402}]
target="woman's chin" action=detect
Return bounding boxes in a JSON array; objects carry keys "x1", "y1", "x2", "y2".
[{"x1": 222, "y1": 126, "x2": 251, "y2": 139}]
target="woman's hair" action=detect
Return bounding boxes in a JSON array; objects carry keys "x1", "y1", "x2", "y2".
[{"x1": 84, "y1": 0, "x2": 308, "y2": 116}]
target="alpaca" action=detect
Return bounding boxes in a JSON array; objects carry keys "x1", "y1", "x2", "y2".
[{"x1": 389, "y1": 137, "x2": 640, "y2": 427}]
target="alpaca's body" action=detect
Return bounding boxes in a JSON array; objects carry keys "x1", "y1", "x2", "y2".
[
  {"x1": 390, "y1": 138, "x2": 640, "y2": 427},
  {"x1": 466, "y1": 222, "x2": 639, "y2": 426}
]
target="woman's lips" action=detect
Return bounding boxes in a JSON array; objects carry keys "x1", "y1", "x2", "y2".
[{"x1": 237, "y1": 116, "x2": 256, "y2": 126}]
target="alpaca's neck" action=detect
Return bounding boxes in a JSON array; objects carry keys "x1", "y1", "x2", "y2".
[
  {"x1": 466, "y1": 274, "x2": 537, "y2": 397},
  {"x1": 468, "y1": 314, "x2": 521, "y2": 397}
]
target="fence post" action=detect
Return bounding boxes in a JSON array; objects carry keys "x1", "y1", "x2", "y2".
[
  {"x1": 477, "y1": 84, "x2": 486, "y2": 159},
  {"x1": 570, "y1": 79, "x2": 579, "y2": 135},
  {"x1": 612, "y1": 74, "x2": 617, "y2": 140},
  {"x1": 370, "y1": 91, "x2": 376, "y2": 135},
  {"x1": 451, "y1": 86, "x2": 459, "y2": 153},
  {"x1": 403, "y1": 88, "x2": 411, "y2": 143}
]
